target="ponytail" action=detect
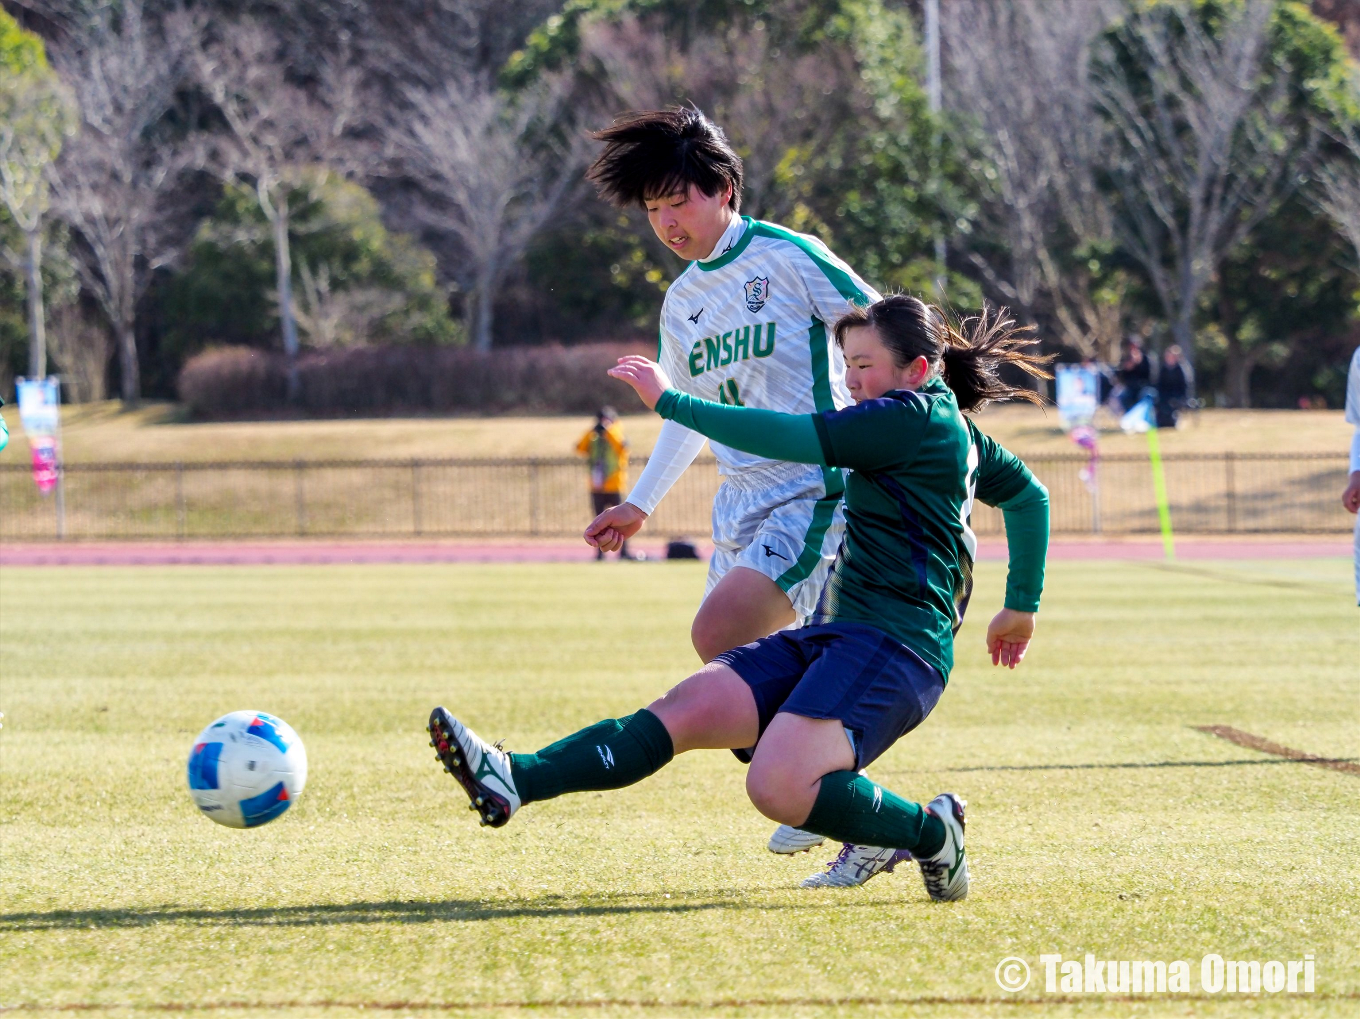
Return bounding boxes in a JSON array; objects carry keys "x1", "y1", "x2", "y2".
[
  {"x1": 938, "y1": 305, "x2": 1052, "y2": 411},
  {"x1": 834, "y1": 296, "x2": 1053, "y2": 412}
]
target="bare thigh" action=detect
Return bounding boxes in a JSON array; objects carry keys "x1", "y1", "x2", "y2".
[
  {"x1": 745, "y1": 712, "x2": 856, "y2": 827},
  {"x1": 691, "y1": 566, "x2": 796, "y2": 663},
  {"x1": 646, "y1": 662, "x2": 761, "y2": 755}
]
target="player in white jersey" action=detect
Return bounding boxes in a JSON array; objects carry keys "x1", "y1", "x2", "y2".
[{"x1": 581, "y1": 108, "x2": 906, "y2": 887}]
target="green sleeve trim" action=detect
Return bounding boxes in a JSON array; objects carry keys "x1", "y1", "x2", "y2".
[
  {"x1": 997, "y1": 480, "x2": 1049, "y2": 613},
  {"x1": 806, "y1": 318, "x2": 834, "y2": 414},
  {"x1": 748, "y1": 220, "x2": 872, "y2": 307},
  {"x1": 796, "y1": 315, "x2": 845, "y2": 580},
  {"x1": 694, "y1": 217, "x2": 756, "y2": 271},
  {"x1": 775, "y1": 490, "x2": 842, "y2": 592}
]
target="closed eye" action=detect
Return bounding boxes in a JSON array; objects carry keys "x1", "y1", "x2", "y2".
[{"x1": 646, "y1": 194, "x2": 687, "y2": 212}]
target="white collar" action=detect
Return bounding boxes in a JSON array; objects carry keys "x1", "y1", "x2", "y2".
[{"x1": 698, "y1": 215, "x2": 746, "y2": 263}]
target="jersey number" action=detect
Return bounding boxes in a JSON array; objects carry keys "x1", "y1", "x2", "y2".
[
  {"x1": 960, "y1": 438, "x2": 979, "y2": 560},
  {"x1": 718, "y1": 378, "x2": 744, "y2": 406}
]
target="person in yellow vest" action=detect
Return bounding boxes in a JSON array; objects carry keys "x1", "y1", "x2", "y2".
[{"x1": 576, "y1": 407, "x2": 636, "y2": 560}]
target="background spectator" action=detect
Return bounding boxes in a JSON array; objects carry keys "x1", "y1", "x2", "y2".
[
  {"x1": 576, "y1": 407, "x2": 635, "y2": 560},
  {"x1": 1156, "y1": 345, "x2": 1190, "y2": 428},
  {"x1": 1116, "y1": 342, "x2": 1153, "y2": 413}
]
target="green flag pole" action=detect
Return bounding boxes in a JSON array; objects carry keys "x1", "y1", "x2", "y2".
[{"x1": 1146, "y1": 424, "x2": 1175, "y2": 561}]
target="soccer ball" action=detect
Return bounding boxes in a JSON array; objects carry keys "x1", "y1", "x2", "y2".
[{"x1": 186, "y1": 711, "x2": 308, "y2": 829}]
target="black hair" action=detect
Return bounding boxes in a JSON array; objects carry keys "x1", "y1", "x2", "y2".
[
  {"x1": 833, "y1": 295, "x2": 1054, "y2": 412},
  {"x1": 586, "y1": 107, "x2": 743, "y2": 211}
]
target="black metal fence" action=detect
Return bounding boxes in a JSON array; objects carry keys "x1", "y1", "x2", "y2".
[{"x1": 0, "y1": 452, "x2": 1350, "y2": 541}]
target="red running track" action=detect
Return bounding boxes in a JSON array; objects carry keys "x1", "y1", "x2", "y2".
[{"x1": 0, "y1": 537, "x2": 1349, "y2": 567}]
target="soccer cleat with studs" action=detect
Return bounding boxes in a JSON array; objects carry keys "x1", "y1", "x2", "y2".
[
  {"x1": 767, "y1": 825, "x2": 826, "y2": 854},
  {"x1": 800, "y1": 844, "x2": 913, "y2": 887},
  {"x1": 427, "y1": 706, "x2": 521, "y2": 828},
  {"x1": 916, "y1": 793, "x2": 968, "y2": 901}
]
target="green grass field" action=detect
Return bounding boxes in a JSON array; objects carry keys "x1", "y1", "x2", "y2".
[{"x1": 1, "y1": 558, "x2": 1357, "y2": 1017}]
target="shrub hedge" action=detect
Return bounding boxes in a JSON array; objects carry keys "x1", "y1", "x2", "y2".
[{"x1": 178, "y1": 343, "x2": 654, "y2": 419}]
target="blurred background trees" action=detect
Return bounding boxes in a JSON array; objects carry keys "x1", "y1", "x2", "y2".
[
  {"x1": 0, "y1": 5, "x2": 74, "y2": 382},
  {"x1": 1, "y1": 0, "x2": 1357, "y2": 411}
]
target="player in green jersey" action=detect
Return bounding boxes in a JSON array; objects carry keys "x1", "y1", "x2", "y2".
[{"x1": 428, "y1": 295, "x2": 1051, "y2": 901}]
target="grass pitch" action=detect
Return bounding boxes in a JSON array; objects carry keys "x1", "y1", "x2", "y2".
[{"x1": 1, "y1": 558, "x2": 1356, "y2": 1017}]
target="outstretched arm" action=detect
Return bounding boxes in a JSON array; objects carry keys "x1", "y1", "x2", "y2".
[
  {"x1": 608, "y1": 356, "x2": 826, "y2": 465},
  {"x1": 584, "y1": 419, "x2": 706, "y2": 552},
  {"x1": 972, "y1": 425, "x2": 1049, "y2": 670},
  {"x1": 620, "y1": 419, "x2": 706, "y2": 515},
  {"x1": 984, "y1": 483, "x2": 1049, "y2": 669}
]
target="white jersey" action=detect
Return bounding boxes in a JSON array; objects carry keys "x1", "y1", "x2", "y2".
[
  {"x1": 658, "y1": 216, "x2": 878, "y2": 472},
  {"x1": 624, "y1": 215, "x2": 879, "y2": 513}
]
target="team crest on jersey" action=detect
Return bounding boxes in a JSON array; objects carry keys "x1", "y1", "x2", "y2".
[{"x1": 743, "y1": 276, "x2": 770, "y2": 312}]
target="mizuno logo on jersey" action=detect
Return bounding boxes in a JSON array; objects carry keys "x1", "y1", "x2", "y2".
[
  {"x1": 687, "y1": 307, "x2": 703, "y2": 323},
  {"x1": 762, "y1": 544, "x2": 789, "y2": 560},
  {"x1": 687, "y1": 322, "x2": 777, "y2": 377}
]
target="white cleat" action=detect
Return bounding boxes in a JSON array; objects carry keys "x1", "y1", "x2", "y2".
[
  {"x1": 768, "y1": 825, "x2": 826, "y2": 854},
  {"x1": 800, "y1": 844, "x2": 913, "y2": 887},
  {"x1": 917, "y1": 793, "x2": 968, "y2": 901},
  {"x1": 428, "y1": 707, "x2": 521, "y2": 827}
]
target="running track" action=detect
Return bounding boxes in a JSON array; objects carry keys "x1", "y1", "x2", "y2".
[{"x1": 0, "y1": 537, "x2": 1349, "y2": 567}]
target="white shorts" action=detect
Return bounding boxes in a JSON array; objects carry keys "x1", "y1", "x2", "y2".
[{"x1": 703, "y1": 462, "x2": 846, "y2": 623}]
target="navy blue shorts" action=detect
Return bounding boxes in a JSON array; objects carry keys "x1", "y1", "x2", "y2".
[{"x1": 713, "y1": 622, "x2": 945, "y2": 770}]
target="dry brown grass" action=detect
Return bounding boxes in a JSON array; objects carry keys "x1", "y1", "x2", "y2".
[{"x1": 1, "y1": 401, "x2": 1351, "y2": 464}]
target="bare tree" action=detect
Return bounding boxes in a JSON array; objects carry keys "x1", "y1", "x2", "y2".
[
  {"x1": 1316, "y1": 76, "x2": 1360, "y2": 264},
  {"x1": 0, "y1": 12, "x2": 77, "y2": 379},
  {"x1": 192, "y1": 19, "x2": 364, "y2": 399},
  {"x1": 46, "y1": 302, "x2": 110, "y2": 401},
  {"x1": 48, "y1": 1, "x2": 197, "y2": 405},
  {"x1": 943, "y1": 0, "x2": 1123, "y2": 359},
  {"x1": 292, "y1": 257, "x2": 402, "y2": 348},
  {"x1": 581, "y1": 13, "x2": 861, "y2": 226},
  {"x1": 396, "y1": 73, "x2": 587, "y2": 351},
  {"x1": 1094, "y1": 0, "x2": 1316, "y2": 396}
]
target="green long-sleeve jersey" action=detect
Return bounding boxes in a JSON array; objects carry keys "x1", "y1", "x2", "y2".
[{"x1": 656, "y1": 379, "x2": 1049, "y2": 680}]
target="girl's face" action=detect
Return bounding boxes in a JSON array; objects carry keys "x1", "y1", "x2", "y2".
[{"x1": 841, "y1": 325, "x2": 931, "y2": 402}]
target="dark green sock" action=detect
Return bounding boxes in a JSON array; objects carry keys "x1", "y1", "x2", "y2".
[
  {"x1": 509, "y1": 709, "x2": 674, "y2": 805},
  {"x1": 802, "y1": 771, "x2": 946, "y2": 857}
]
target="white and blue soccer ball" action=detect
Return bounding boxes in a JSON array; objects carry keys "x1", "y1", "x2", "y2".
[{"x1": 187, "y1": 711, "x2": 308, "y2": 828}]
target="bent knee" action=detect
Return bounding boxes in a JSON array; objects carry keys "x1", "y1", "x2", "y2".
[
  {"x1": 745, "y1": 768, "x2": 813, "y2": 827},
  {"x1": 690, "y1": 614, "x2": 728, "y2": 664}
]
